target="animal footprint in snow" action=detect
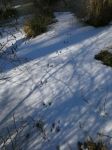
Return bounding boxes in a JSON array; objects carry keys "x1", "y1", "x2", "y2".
[
  {"x1": 64, "y1": 39, "x2": 70, "y2": 44},
  {"x1": 25, "y1": 133, "x2": 30, "y2": 139},
  {"x1": 35, "y1": 120, "x2": 48, "y2": 140},
  {"x1": 56, "y1": 51, "x2": 62, "y2": 56},
  {"x1": 51, "y1": 120, "x2": 61, "y2": 133},
  {"x1": 100, "y1": 111, "x2": 108, "y2": 118},
  {"x1": 39, "y1": 80, "x2": 47, "y2": 87},
  {"x1": 96, "y1": 107, "x2": 108, "y2": 118},
  {"x1": 42, "y1": 101, "x2": 52, "y2": 107},
  {"x1": 47, "y1": 63, "x2": 54, "y2": 68},
  {"x1": 55, "y1": 126, "x2": 61, "y2": 133}
]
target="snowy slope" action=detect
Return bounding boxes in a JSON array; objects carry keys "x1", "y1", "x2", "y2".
[{"x1": 0, "y1": 12, "x2": 112, "y2": 150}]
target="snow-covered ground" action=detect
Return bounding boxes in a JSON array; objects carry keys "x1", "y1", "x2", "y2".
[{"x1": 0, "y1": 12, "x2": 112, "y2": 149}]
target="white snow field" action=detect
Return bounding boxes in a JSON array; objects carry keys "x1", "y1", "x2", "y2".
[{"x1": 0, "y1": 12, "x2": 112, "y2": 149}]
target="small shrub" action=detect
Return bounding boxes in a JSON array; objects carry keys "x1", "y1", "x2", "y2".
[
  {"x1": 25, "y1": 0, "x2": 56, "y2": 38},
  {"x1": 73, "y1": 0, "x2": 112, "y2": 27},
  {"x1": 78, "y1": 140, "x2": 108, "y2": 150},
  {"x1": 95, "y1": 50, "x2": 112, "y2": 67},
  {"x1": 86, "y1": 0, "x2": 112, "y2": 26},
  {"x1": 24, "y1": 15, "x2": 54, "y2": 37}
]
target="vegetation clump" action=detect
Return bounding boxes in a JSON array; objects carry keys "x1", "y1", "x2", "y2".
[
  {"x1": 86, "y1": 0, "x2": 112, "y2": 26},
  {"x1": 72, "y1": 0, "x2": 112, "y2": 27},
  {"x1": 95, "y1": 50, "x2": 112, "y2": 67},
  {"x1": 24, "y1": 0, "x2": 57, "y2": 37},
  {"x1": 24, "y1": 15, "x2": 54, "y2": 37},
  {"x1": 78, "y1": 139, "x2": 108, "y2": 150}
]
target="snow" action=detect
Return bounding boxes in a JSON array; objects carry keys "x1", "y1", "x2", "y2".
[{"x1": 0, "y1": 12, "x2": 112, "y2": 149}]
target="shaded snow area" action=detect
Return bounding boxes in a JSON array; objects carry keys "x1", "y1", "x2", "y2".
[{"x1": 0, "y1": 12, "x2": 112, "y2": 149}]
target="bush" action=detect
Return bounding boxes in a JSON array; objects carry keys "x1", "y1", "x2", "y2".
[
  {"x1": 73, "y1": 0, "x2": 112, "y2": 27},
  {"x1": 95, "y1": 50, "x2": 112, "y2": 67},
  {"x1": 24, "y1": 15, "x2": 54, "y2": 37},
  {"x1": 86, "y1": 0, "x2": 112, "y2": 26},
  {"x1": 78, "y1": 139, "x2": 108, "y2": 150},
  {"x1": 24, "y1": 0, "x2": 57, "y2": 38},
  {"x1": 0, "y1": 8, "x2": 18, "y2": 20}
]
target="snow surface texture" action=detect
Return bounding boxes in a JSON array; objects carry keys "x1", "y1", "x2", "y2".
[{"x1": 0, "y1": 12, "x2": 112, "y2": 150}]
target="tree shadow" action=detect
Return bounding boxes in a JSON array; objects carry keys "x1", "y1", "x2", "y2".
[
  {"x1": 1, "y1": 12, "x2": 109, "y2": 73},
  {"x1": 0, "y1": 12, "x2": 112, "y2": 150}
]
